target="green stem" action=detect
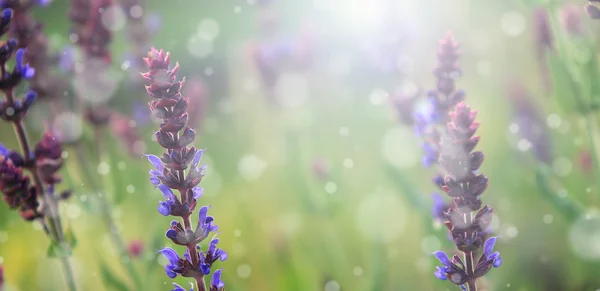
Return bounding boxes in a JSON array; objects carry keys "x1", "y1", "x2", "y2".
[
  {"x1": 584, "y1": 113, "x2": 600, "y2": 196},
  {"x1": 73, "y1": 145, "x2": 143, "y2": 290},
  {"x1": 59, "y1": 251, "x2": 78, "y2": 291}
]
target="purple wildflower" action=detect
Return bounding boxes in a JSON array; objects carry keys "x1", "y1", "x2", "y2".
[
  {"x1": 34, "y1": 131, "x2": 64, "y2": 185},
  {"x1": 143, "y1": 48, "x2": 226, "y2": 288},
  {"x1": 127, "y1": 239, "x2": 144, "y2": 258},
  {"x1": 0, "y1": 144, "x2": 40, "y2": 221},
  {"x1": 533, "y1": 7, "x2": 553, "y2": 94},
  {"x1": 433, "y1": 103, "x2": 500, "y2": 289},
  {"x1": 507, "y1": 81, "x2": 552, "y2": 164},
  {"x1": 560, "y1": 4, "x2": 583, "y2": 36},
  {"x1": 415, "y1": 32, "x2": 464, "y2": 168},
  {"x1": 210, "y1": 270, "x2": 224, "y2": 291},
  {"x1": 2, "y1": 0, "x2": 66, "y2": 102},
  {"x1": 587, "y1": 0, "x2": 600, "y2": 19}
]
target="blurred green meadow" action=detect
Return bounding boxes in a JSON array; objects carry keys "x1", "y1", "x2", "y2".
[{"x1": 2, "y1": 0, "x2": 600, "y2": 290}]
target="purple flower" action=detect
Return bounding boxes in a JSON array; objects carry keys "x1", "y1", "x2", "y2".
[
  {"x1": 210, "y1": 269, "x2": 224, "y2": 291},
  {"x1": 199, "y1": 238, "x2": 227, "y2": 275},
  {"x1": 172, "y1": 283, "x2": 193, "y2": 291},
  {"x1": 158, "y1": 184, "x2": 176, "y2": 216},
  {"x1": 0, "y1": 144, "x2": 41, "y2": 221},
  {"x1": 482, "y1": 237, "x2": 502, "y2": 268},
  {"x1": 143, "y1": 48, "x2": 226, "y2": 287},
  {"x1": 14, "y1": 49, "x2": 35, "y2": 79}
]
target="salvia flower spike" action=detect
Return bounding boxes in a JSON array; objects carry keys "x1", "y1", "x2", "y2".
[
  {"x1": 142, "y1": 48, "x2": 226, "y2": 291},
  {"x1": 432, "y1": 102, "x2": 501, "y2": 290}
]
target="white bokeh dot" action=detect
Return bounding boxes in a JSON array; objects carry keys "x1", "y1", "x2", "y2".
[
  {"x1": 343, "y1": 158, "x2": 354, "y2": 168},
  {"x1": 97, "y1": 162, "x2": 110, "y2": 175},
  {"x1": 547, "y1": 114, "x2": 561, "y2": 129},
  {"x1": 237, "y1": 264, "x2": 251, "y2": 278},
  {"x1": 196, "y1": 18, "x2": 220, "y2": 41},
  {"x1": 353, "y1": 266, "x2": 363, "y2": 276},
  {"x1": 324, "y1": 280, "x2": 341, "y2": 291},
  {"x1": 381, "y1": 127, "x2": 420, "y2": 169},
  {"x1": 238, "y1": 154, "x2": 267, "y2": 181},
  {"x1": 569, "y1": 210, "x2": 600, "y2": 260},
  {"x1": 101, "y1": 5, "x2": 127, "y2": 31},
  {"x1": 543, "y1": 214, "x2": 554, "y2": 224},
  {"x1": 325, "y1": 182, "x2": 338, "y2": 194},
  {"x1": 553, "y1": 157, "x2": 573, "y2": 177},
  {"x1": 501, "y1": 11, "x2": 526, "y2": 37},
  {"x1": 356, "y1": 190, "x2": 406, "y2": 242}
]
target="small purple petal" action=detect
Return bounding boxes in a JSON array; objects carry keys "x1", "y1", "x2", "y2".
[
  {"x1": 192, "y1": 149, "x2": 204, "y2": 167},
  {"x1": 433, "y1": 251, "x2": 452, "y2": 267},
  {"x1": 198, "y1": 206, "x2": 208, "y2": 224},
  {"x1": 144, "y1": 154, "x2": 164, "y2": 172},
  {"x1": 434, "y1": 266, "x2": 447, "y2": 280},
  {"x1": 166, "y1": 229, "x2": 178, "y2": 239},
  {"x1": 171, "y1": 283, "x2": 186, "y2": 291},
  {"x1": 159, "y1": 247, "x2": 180, "y2": 265},
  {"x1": 193, "y1": 187, "x2": 203, "y2": 199},
  {"x1": 158, "y1": 184, "x2": 175, "y2": 199},
  {"x1": 158, "y1": 201, "x2": 172, "y2": 216},
  {"x1": 493, "y1": 256, "x2": 502, "y2": 268},
  {"x1": 165, "y1": 268, "x2": 177, "y2": 278},
  {"x1": 212, "y1": 269, "x2": 225, "y2": 289},
  {"x1": 218, "y1": 250, "x2": 228, "y2": 261},
  {"x1": 483, "y1": 236, "x2": 498, "y2": 257}
]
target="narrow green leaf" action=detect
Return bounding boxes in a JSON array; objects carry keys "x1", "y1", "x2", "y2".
[
  {"x1": 99, "y1": 261, "x2": 131, "y2": 291},
  {"x1": 535, "y1": 166, "x2": 582, "y2": 221},
  {"x1": 547, "y1": 53, "x2": 584, "y2": 113}
]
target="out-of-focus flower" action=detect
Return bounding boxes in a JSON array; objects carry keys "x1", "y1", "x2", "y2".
[
  {"x1": 127, "y1": 239, "x2": 144, "y2": 258},
  {"x1": 560, "y1": 4, "x2": 583, "y2": 36},
  {"x1": 587, "y1": 0, "x2": 600, "y2": 19},
  {"x1": 312, "y1": 157, "x2": 330, "y2": 180},
  {"x1": 34, "y1": 131, "x2": 63, "y2": 185},
  {"x1": 389, "y1": 87, "x2": 419, "y2": 126},
  {"x1": 110, "y1": 112, "x2": 145, "y2": 156},
  {"x1": 579, "y1": 149, "x2": 593, "y2": 174},
  {"x1": 507, "y1": 81, "x2": 552, "y2": 164}
]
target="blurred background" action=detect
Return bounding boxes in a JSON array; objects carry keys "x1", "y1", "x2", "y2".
[{"x1": 1, "y1": 0, "x2": 600, "y2": 290}]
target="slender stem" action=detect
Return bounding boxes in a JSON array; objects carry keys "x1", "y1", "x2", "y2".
[
  {"x1": 59, "y1": 251, "x2": 78, "y2": 291},
  {"x1": 73, "y1": 145, "x2": 143, "y2": 290},
  {"x1": 5, "y1": 92, "x2": 77, "y2": 290},
  {"x1": 196, "y1": 276, "x2": 207, "y2": 291},
  {"x1": 463, "y1": 212, "x2": 477, "y2": 291},
  {"x1": 584, "y1": 113, "x2": 600, "y2": 204}
]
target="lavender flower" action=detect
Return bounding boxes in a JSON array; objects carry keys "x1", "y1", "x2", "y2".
[
  {"x1": 2, "y1": 0, "x2": 66, "y2": 102},
  {"x1": 587, "y1": 0, "x2": 600, "y2": 19},
  {"x1": 142, "y1": 48, "x2": 226, "y2": 290},
  {"x1": 415, "y1": 32, "x2": 464, "y2": 168},
  {"x1": 433, "y1": 103, "x2": 500, "y2": 290}
]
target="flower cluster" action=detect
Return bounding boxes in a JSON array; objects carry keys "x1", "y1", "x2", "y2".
[
  {"x1": 0, "y1": 7, "x2": 69, "y2": 222},
  {"x1": 415, "y1": 33, "x2": 464, "y2": 168},
  {"x1": 0, "y1": 144, "x2": 40, "y2": 221},
  {"x1": 1, "y1": 0, "x2": 65, "y2": 102},
  {"x1": 432, "y1": 103, "x2": 501, "y2": 289},
  {"x1": 142, "y1": 48, "x2": 226, "y2": 290},
  {"x1": 587, "y1": 0, "x2": 600, "y2": 19}
]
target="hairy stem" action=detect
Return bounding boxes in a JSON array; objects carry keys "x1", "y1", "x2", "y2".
[
  {"x1": 196, "y1": 276, "x2": 207, "y2": 291},
  {"x1": 73, "y1": 145, "x2": 142, "y2": 290}
]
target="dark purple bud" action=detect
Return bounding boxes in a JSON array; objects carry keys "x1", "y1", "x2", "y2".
[
  {"x1": 587, "y1": 4, "x2": 600, "y2": 19},
  {"x1": 34, "y1": 131, "x2": 63, "y2": 185}
]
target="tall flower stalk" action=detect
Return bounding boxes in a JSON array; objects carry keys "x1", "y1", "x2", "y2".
[
  {"x1": 0, "y1": 8, "x2": 77, "y2": 291},
  {"x1": 425, "y1": 35, "x2": 501, "y2": 291},
  {"x1": 142, "y1": 48, "x2": 226, "y2": 291}
]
